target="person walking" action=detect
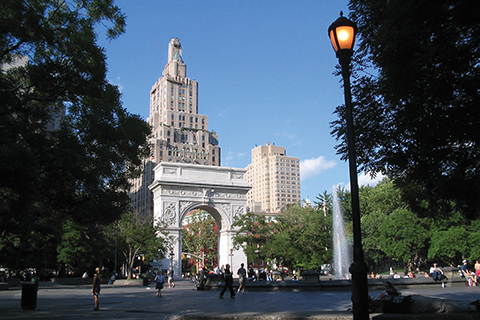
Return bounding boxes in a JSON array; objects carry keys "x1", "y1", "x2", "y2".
[
  {"x1": 475, "y1": 260, "x2": 480, "y2": 285},
  {"x1": 167, "y1": 267, "x2": 175, "y2": 288},
  {"x1": 154, "y1": 271, "x2": 165, "y2": 297},
  {"x1": 219, "y1": 264, "x2": 235, "y2": 299},
  {"x1": 91, "y1": 267, "x2": 101, "y2": 311},
  {"x1": 237, "y1": 263, "x2": 247, "y2": 295}
]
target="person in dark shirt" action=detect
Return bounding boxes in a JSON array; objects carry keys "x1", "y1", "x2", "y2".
[
  {"x1": 91, "y1": 267, "x2": 102, "y2": 311},
  {"x1": 219, "y1": 264, "x2": 235, "y2": 299},
  {"x1": 237, "y1": 263, "x2": 247, "y2": 294}
]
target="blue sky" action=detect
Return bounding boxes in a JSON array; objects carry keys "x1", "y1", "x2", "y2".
[{"x1": 98, "y1": 0, "x2": 384, "y2": 201}]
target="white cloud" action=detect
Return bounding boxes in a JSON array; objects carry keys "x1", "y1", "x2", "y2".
[
  {"x1": 358, "y1": 171, "x2": 386, "y2": 187},
  {"x1": 300, "y1": 156, "x2": 337, "y2": 180},
  {"x1": 344, "y1": 171, "x2": 386, "y2": 191}
]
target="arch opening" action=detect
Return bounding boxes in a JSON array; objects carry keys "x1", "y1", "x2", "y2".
[{"x1": 181, "y1": 207, "x2": 220, "y2": 276}]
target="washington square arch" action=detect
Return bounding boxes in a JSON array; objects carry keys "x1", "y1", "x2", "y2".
[{"x1": 149, "y1": 162, "x2": 250, "y2": 277}]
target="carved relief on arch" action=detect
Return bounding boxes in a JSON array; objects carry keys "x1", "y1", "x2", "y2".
[
  {"x1": 163, "y1": 167, "x2": 178, "y2": 175},
  {"x1": 233, "y1": 205, "x2": 245, "y2": 222},
  {"x1": 236, "y1": 192, "x2": 247, "y2": 199},
  {"x1": 179, "y1": 201, "x2": 194, "y2": 217},
  {"x1": 232, "y1": 172, "x2": 244, "y2": 180},
  {"x1": 161, "y1": 187, "x2": 176, "y2": 196},
  {"x1": 161, "y1": 187, "x2": 202, "y2": 198},
  {"x1": 163, "y1": 201, "x2": 177, "y2": 225}
]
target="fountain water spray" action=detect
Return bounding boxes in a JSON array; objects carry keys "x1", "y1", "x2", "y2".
[{"x1": 332, "y1": 186, "x2": 352, "y2": 280}]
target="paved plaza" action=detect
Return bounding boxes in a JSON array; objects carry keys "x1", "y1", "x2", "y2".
[{"x1": 1, "y1": 280, "x2": 480, "y2": 319}]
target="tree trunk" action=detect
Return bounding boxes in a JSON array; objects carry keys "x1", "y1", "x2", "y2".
[{"x1": 126, "y1": 246, "x2": 140, "y2": 280}]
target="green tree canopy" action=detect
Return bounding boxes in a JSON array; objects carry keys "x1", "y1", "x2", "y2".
[
  {"x1": 359, "y1": 179, "x2": 407, "y2": 265},
  {"x1": 332, "y1": 0, "x2": 480, "y2": 218},
  {"x1": 233, "y1": 206, "x2": 332, "y2": 271},
  {"x1": 182, "y1": 212, "x2": 218, "y2": 266},
  {"x1": 232, "y1": 212, "x2": 275, "y2": 265},
  {"x1": 0, "y1": 0, "x2": 151, "y2": 270},
  {"x1": 467, "y1": 220, "x2": 480, "y2": 261},
  {"x1": 56, "y1": 219, "x2": 111, "y2": 275},
  {"x1": 114, "y1": 213, "x2": 168, "y2": 280},
  {"x1": 270, "y1": 204, "x2": 332, "y2": 270},
  {"x1": 428, "y1": 226, "x2": 468, "y2": 264},
  {"x1": 378, "y1": 208, "x2": 429, "y2": 270}
]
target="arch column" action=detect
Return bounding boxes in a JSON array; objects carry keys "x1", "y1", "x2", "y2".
[{"x1": 149, "y1": 163, "x2": 250, "y2": 277}]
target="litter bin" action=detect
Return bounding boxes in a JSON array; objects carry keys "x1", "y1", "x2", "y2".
[
  {"x1": 21, "y1": 280, "x2": 38, "y2": 310},
  {"x1": 143, "y1": 276, "x2": 149, "y2": 286}
]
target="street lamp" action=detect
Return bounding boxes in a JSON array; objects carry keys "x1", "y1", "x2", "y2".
[
  {"x1": 229, "y1": 249, "x2": 234, "y2": 267},
  {"x1": 328, "y1": 12, "x2": 369, "y2": 320},
  {"x1": 169, "y1": 248, "x2": 174, "y2": 269},
  {"x1": 254, "y1": 244, "x2": 261, "y2": 268}
]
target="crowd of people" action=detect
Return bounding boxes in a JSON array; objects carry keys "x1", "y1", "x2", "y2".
[
  {"x1": 89, "y1": 258, "x2": 480, "y2": 310},
  {"x1": 187, "y1": 264, "x2": 287, "y2": 283},
  {"x1": 84, "y1": 258, "x2": 480, "y2": 314},
  {"x1": 367, "y1": 259, "x2": 480, "y2": 287}
]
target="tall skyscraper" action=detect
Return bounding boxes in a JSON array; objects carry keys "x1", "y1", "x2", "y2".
[
  {"x1": 246, "y1": 142, "x2": 301, "y2": 213},
  {"x1": 129, "y1": 38, "x2": 221, "y2": 218}
]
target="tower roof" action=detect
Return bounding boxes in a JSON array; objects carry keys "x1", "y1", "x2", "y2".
[{"x1": 172, "y1": 52, "x2": 183, "y2": 62}]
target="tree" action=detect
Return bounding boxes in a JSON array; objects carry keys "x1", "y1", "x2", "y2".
[
  {"x1": 378, "y1": 208, "x2": 429, "y2": 270},
  {"x1": 314, "y1": 190, "x2": 332, "y2": 216},
  {"x1": 232, "y1": 212, "x2": 275, "y2": 266},
  {"x1": 182, "y1": 212, "x2": 218, "y2": 267},
  {"x1": 56, "y1": 219, "x2": 106, "y2": 275},
  {"x1": 0, "y1": 1, "x2": 151, "y2": 270},
  {"x1": 360, "y1": 210, "x2": 387, "y2": 267},
  {"x1": 269, "y1": 204, "x2": 332, "y2": 270},
  {"x1": 359, "y1": 179, "x2": 407, "y2": 266},
  {"x1": 114, "y1": 213, "x2": 168, "y2": 280},
  {"x1": 467, "y1": 220, "x2": 480, "y2": 261},
  {"x1": 331, "y1": 1, "x2": 480, "y2": 218},
  {"x1": 428, "y1": 226, "x2": 469, "y2": 264}
]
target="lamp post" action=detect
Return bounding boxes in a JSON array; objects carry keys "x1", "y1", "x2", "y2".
[
  {"x1": 169, "y1": 248, "x2": 174, "y2": 269},
  {"x1": 254, "y1": 244, "x2": 261, "y2": 268},
  {"x1": 114, "y1": 236, "x2": 117, "y2": 276},
  {"x1": 328, "y1": 12, "x2": 369, "y2": 320}
]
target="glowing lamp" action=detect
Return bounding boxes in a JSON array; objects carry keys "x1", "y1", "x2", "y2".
[{"x1": 328, "y1": 11, "x2": 357, "y2": 60}]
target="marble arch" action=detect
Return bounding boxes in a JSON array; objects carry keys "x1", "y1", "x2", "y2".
[{"x1": 149, "y1": 162, "x2": 250, "y2": 277}]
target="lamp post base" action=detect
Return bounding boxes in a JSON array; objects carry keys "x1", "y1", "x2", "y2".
[{"x1": 350, "y1": 260, "x2": 370, "y2": 320}]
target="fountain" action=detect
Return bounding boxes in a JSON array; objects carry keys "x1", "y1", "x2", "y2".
[{"x1": 332, "y1": 186, "x2": 352, "y2": 280}]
